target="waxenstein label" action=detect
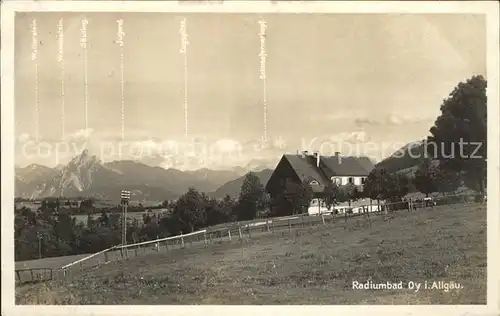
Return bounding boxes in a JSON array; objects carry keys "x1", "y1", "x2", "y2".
[{"x1": 352, "y1": 280, "x2": 464, "y2": 293}]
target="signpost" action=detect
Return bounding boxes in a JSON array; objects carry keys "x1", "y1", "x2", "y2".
[{"x1": 120, "y1": 190, "x2": 131, "y2": 248}]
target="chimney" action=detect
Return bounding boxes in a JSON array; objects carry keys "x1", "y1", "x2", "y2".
[
  {"x1": 312, "y1": 151, "x2": 320, "y2": 167},
  {"x1": 334, "y1": 151, "x2": 341, "y2": 163}
]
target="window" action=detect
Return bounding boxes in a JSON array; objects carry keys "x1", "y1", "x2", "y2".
[
  {"x1": 362, "y1": 177, "x2": 367, "y2": 184},
  {"x1": 310, "y1": 180, "x2": 319, "y2": 185},
  {"x1": 348, "y1": 177, "x2": 354, "y2": 184},
  {"x1": 331, "y1": 177, "x2": 340, "y2": 185}
]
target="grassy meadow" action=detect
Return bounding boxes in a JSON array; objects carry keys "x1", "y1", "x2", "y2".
[{"x1": 16, "y1": 203, "x2": 486, "y2": 304}]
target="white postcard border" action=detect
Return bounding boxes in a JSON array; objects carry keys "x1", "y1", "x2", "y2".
[{"x1": 1, "y1": 1, "x2": 499, "y2": 315}]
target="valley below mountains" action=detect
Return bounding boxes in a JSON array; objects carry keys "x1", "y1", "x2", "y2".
[{"x1": 15, "y1": 150, "x2": 275, "y2": 202}]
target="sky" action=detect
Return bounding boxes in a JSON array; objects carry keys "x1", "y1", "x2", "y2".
[{"x1": 14, "y1": 13, "x2": 486, "y2": 169}]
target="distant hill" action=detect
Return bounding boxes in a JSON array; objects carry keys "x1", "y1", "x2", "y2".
[
  {"x1": 15, "y1": 164, "x2": 58, "y2": 183},
  {"x1": 375, "y1": 140, "x2": 428, "y2": 175},
  {"x1": 244, "y1": 158, "x2": 279, "y2": 172},
  {"x1": 212, "y1": 169, "x2": 274, "y2": 199},
  {"x1": 15, "y1": 164, "x2": 61, "y2": 199},
  {"x1": 184, "y1": 168, "x2": 245, "y2": 193}
]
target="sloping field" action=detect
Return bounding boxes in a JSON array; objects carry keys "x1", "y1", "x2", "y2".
[{"x1": 16, "y1": 203, "x2": 486, "y2": 304}]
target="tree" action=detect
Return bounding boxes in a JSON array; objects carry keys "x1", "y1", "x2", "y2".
[
  {"x1": 99, "y1": 211, "x2": 110, "y2": 227},
  {"x1": 284, "y1": 179, "x2": 314, "y2": 215},
  {"x1": 323, "y1": 182, "x2": 354, "y2": 215},
  {"x1": 140, "y1": 214, "x2": 162, "y2": 240},
  {"x1": 364, "y1": 168, "x2": 387, "y2": 202},
  {"x1": 237, "y1": 172, "x2": 267, "y2": 220},
  {"x1": 172, "y1": 188, "x2": 206, "y2": 233},
  {"x1": 340, "y1": 182, "x2": 359, "y2": 209},
  {"x1": 204, "y1": 194, "x2": 233, "y2": 226},
  {"x1": 221, "y1": 194, "x2": 238, "y2": 222},
  {"x1": 414, "y1": 159, "x2": 439, "y2": 197},
  {"x1": 435, "y1": 168, "x2": 461, "y2": 195},
  {"x1": 256, "y1": 193, "x2": 271, "y2": 218},
  {"x1": 428, "y1": 75, "x2": 487, "y2": 197},
  {"x1": 386, "y1": 173, "x2": 410, "y2": 201}
]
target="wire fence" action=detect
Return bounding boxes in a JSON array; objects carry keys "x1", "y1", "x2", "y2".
[{"x1": 16, "y1": 193, "x2": 481, "y2": 283}]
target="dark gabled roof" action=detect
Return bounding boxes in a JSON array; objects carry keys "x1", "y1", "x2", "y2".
[
  {"x1": 355, "y1": 156, "x2": 376, "y2": 173},
  {"x1": 321, "y1": 156, "x2": 373, "y2": 177},
  {"x1": 282, "y1": 153, "x2": 372, "y2": 187},
  {"x1": 284, "y1": 154, "x2": 329, "y2": 185}
]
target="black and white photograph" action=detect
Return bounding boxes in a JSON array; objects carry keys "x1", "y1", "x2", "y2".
[{"x1": 2, "y1": 0, "x2": 499, "y2": 312}]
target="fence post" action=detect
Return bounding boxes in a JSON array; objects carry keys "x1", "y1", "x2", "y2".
[
  {"x1": 248, "y1": 224, "x2": 252, "y2": 239},
  {"x1": 104, "y1": 251, "x2": 109, "y2": 263},
  {"x1": 203, "y1": 231, "x2": 208, "y2": 247},
  {"x1": 301, "y1": 215, "x2": 305, "y2": 228},
  {"x1": 50, "y1": 268, "x2": 53, "y2": 281},
  {"x1": 79, "y1": 262, "x2": 83, "y2": 273},
  {"x1": 271, "y1": 220, "x2": 275, "y2": 234},
  {"x1": 288, "y1": 218, "x2": 292, "y2": 234},
  {"x1": 367, "y1": 206, "x2": 372, "y2": 227},
  {"x1": 228, "y1": 229, "x2": 232, "y2": 241},
  {"x1": 321, "y1": 213, "x2": 325, "y2": 225},
  {"x1": 181, "y1": 232, "x2": 185, "y2": 248},
  {"x1": 238, "y1": 226, "x2": 242, "y2": 240}
]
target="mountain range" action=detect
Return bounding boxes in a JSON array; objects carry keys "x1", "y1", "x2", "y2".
[
  {"x1": 15, "y1": 141, "x2": 427, "y2": 203},
  {"x1": 15, "y1": 150, "x2": 279, "y2": 202}
]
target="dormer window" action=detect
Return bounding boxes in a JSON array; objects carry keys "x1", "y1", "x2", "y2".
[{"x1": 310, "y1": 180, "x2": 320, "y2": 185}]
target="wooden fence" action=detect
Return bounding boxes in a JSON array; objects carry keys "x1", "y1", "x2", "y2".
[
  {"x1": 51, "y1": 193, "x2": 478, "y2": 280},
  {"x1": 203, "y1": 193, "x2": 480, "y2": 242},
  {"x1": 59, "y1": 229, "x2": 208, "y2": 277},
  {"x1": 15, "y1": 267, "x2": 54, "y2": 285}
]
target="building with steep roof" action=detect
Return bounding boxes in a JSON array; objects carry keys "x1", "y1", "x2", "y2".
[{"x1": 265, "y1": 151, "x2": 375, "y2": 214}]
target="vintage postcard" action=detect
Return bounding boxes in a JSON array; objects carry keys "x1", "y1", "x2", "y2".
[{"x1": 1, "y1": 1, "x2": 499, "y2": 315}]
